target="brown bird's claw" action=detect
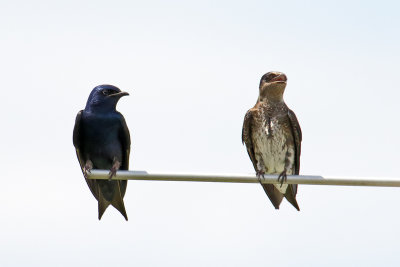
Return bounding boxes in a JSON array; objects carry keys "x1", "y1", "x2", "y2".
[
  {"x1": 108, "y1": 159, "x2": 121, "y2": 181},
  {"x1": 84, "y1": 160, "x2": 93, "y2": 178},
  {"x1": 277, "y1": 170, "x2": 287, "y2": 187},
  {"x1": 256, "y1": 170, "x2": 265, "y2": 183}
]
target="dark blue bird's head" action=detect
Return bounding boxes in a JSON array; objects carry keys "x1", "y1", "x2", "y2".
[{"x1": 84, "y1": 84, "x2": 129, "y2": 112}]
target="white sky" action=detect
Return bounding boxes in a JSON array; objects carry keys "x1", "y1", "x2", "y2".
[{"x1": 1, "y1": 0, "x2": 400, "y2": 266}]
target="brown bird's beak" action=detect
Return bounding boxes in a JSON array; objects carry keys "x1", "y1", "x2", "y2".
[
  {"x1": 271, "y1": 73, "x2": 287, "y2": 83},
  {"x1": 111, "y1": 91, "x2": 129, "y2": 97}
]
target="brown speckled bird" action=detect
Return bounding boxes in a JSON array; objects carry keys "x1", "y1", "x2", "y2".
[{"x1": 242, "y1": 71, "x2": 302, "y2": 210}]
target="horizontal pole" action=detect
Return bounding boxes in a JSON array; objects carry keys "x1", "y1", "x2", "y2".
[{"x1": 87, "y1": 170, "x2": 400, "y2": 187}]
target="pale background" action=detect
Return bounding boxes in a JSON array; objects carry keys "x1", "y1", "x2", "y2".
[{"x1": 1, "y1": 1, "x2": 400, "y2": 266}]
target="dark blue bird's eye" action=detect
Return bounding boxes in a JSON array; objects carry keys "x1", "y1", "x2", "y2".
[{"x1": 102, "y1": 89, "x2": 113, "y2": 96}]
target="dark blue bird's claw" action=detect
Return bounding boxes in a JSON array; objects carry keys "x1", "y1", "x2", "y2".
[
  {"x1": 83, "y1": 161, "x2": 93, "y2": 178},
  {"x1": 277, "y1": 170, "x2": 287, "y2": 187},
  {"x1": 83, "y1": 168, "x2": 92, "y2": 178},
  {"x1": 108, "y1": 160, "x2": 121, "y2": 181},
  {"x1": 256, "y1": 170, "x2": 265, "y2": 183},
  {"x1": 108, "y1": 168, "x2": 117, "y2": 181}
]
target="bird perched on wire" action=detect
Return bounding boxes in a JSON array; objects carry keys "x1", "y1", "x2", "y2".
[
  {"x1": 242, "y1": 72, "x2": 302, "y2": 210},
  {"x1": 73, "y1": 85, "x2": 131, "y2": 220}
]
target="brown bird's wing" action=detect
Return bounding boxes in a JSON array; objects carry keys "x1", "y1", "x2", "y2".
[
  {"x1": 283, "y1": 109, "x2": 302, "y2": 210},
  {"x1": 73, "y1": 110, "x2": 100, "y2": 200},
  {"x1": 242, "y1": 109, "x2": 284, "y2": 209},
  {"x1": 287, "y1": 109, "x2": 302, "y2": 175},
  {"x1": 242, "y1": 109, "x2": 258, "y2": 170}
]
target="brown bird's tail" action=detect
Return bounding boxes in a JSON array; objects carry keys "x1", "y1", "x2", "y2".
[
  {"x1": 284, "y1": 184, "x2": 300, "y2": 211},
  {"x1": 261, "y1": 183, "x2": 300, "y2": 211},
  {"x1": 261, "y1": 184, "x2": 284, "y2": 209}
]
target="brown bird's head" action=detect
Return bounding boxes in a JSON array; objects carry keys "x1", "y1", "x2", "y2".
[{"x1": 258, "y1": 71, "x2": 287, "y2": 103}]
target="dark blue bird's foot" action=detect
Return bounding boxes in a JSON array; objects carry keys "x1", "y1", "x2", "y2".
[
  {"x1": 277, "y1": 170, "x2": 287, "y2": 187},
  {"x1": 108, "y1": 160, "x2": 121, "y2": 181},
  {"x1": 256, "y1": 170, "x2": 265, "y2": 184},
  {"x1": 83, "y1": 160, "x2": 93, "y2": 178}
]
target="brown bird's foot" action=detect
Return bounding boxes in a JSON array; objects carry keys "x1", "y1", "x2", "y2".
[
  {"x1": 84, "y1": 160, "x2": 93, "y2": 178},
  {"x1": 108, "y1": 159, "x2": 121, "y2": 181},
  {"x1": 256, "y1": 170, "x2": 265, "y2": 183},
  {"x1": 277, "y1": 170, "x2": 287, "y2": 187}
]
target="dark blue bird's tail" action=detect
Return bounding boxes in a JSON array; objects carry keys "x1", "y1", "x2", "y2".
[
  {"x1": 110, "y1": 195, "x2": 128, "y2": 221},
  {"x1": 98, "y1": 196, "x2": 110, "y2": 220},
  {"x1": 111, "y1": 181, "x2": 128, "y2": 220},
  {"x1": 97, "y1": 181, "x2": 128, "y2": 221}
]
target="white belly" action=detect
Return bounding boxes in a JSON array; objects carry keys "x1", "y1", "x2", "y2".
[{"x1": 253, "y1": 123, "x2": 294, "y2": 193}]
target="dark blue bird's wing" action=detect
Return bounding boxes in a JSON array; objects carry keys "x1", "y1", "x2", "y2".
[
  {"x1": 98, "y1": 112, "x2": 131, "y2": 220},
  {"x1": 117, "y1": 113, "x2": 131, "y2": 198},
  {"x1": 73, "y1": 110, "x2": 100, "y2": 200},
  {"x1": 118, "y1": 113, "x2": 131, "y2": 170}
]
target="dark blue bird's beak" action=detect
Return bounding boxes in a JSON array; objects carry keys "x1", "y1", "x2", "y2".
[{"x1": 111, "y1": 91, "x2": 129, "y2": 98}]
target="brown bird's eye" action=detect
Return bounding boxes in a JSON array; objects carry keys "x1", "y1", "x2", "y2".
[{"x1": 267, "y1": 74, "x2": 275, "y2": 81}]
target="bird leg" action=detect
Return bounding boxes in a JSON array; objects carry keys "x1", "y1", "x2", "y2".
[
  {"x1": 83, "y1": 160, "x2": 93, "y2": 178},
  {"x1": 109, "y1": 157, "x2": 121, "y2": 181},
  {"x1": 277, "y1": 170, "x2": 287, "y2": 187},
  {"x1": 256, "y1": 170, "x2": 265, "y2": 183}
]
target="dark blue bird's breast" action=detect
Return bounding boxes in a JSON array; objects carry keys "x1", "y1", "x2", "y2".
[{"x1": 81, "y1": 111, "x2": 123, "y2": 169}]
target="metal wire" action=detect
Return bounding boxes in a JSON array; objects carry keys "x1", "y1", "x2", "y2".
[{"x1": 87, "y1": 170, "x2": 400, "y2": 187}]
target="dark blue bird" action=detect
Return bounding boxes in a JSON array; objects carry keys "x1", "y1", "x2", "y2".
[{"x1": 73, "y1": 85, "x2": 131, "y2": 220}]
